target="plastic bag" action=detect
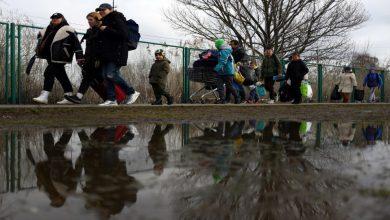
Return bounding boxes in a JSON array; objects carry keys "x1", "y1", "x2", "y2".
[
  {"x1": 234, "y1": 71, "x2": 245, "y2": 84},
  {"x1": 256, "y1": 85, "x2": 267, "y2": 97},
  {"x1": 300, "y1": 80, "x2": 313, "y2": 99}
]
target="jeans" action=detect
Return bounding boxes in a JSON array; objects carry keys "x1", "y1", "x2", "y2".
[
  {"x1": 101, "y1": 62, "x2": 134, "y2": 101},
  {"x1": 43, "y1": 62, "x2": 73, "y2": 93},
  {"x1": 369, "y1": 87, "x2": 376, "y2": 103}
]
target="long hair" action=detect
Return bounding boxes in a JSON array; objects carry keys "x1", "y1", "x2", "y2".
[{"x1": 86, "y1": 12, "x2": 102, "y2": 27}]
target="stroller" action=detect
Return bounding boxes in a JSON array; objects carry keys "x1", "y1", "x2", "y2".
[{"x1": 188, "y1": 50, "x2": 220, "y2": 103}]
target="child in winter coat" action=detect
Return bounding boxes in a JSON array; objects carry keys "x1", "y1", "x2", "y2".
[
  {"x1": 337, "y1": 66, "x2": 357, "y2": 103},
  {"x1": 149, "y1": 49, "x2": 173, "y2": 105},
  {"x1": 363, "y1": 66, "x2": 383, "y2": 103},
  {"x1": 214, "y1": 39, "x2": 240, "y2": 104}
]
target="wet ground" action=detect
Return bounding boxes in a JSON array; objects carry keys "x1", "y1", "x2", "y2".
[{"x1": 0, "y1": 120, "x2": 389, "y2": 219}]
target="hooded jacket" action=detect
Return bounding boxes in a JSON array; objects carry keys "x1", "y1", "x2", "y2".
[
  {"x1": 149, "y1": 58, "x2": 171, "y2": 87},
  {"x1": 214, "y1": 44, "x2": 235, "y2": 76},
  {"x1": 36, "y1": 21, "x2": 83, "y2": 63}
]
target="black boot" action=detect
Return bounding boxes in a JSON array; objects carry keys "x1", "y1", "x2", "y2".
[
  {"x1": 152, "y1": 99, "x2": 163, "y2": 105},
  {"x1": 166, "y1": 95, "x2": 174, "y2": 105}
]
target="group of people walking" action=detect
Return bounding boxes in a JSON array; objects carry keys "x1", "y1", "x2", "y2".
[
  {"x1": 32, "y1": 3, "x2": 173, "y2": 106},
  {"x1": 213, "y1": 39, "x2": 308, "y2": 104},
  {"x1": 30, "y1": 3, "x2": 384, "y2": 106}
]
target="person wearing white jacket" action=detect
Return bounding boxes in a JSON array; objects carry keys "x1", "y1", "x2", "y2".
[{"x1": 337, "y1": 66, "x2": 357, "y2": 103}]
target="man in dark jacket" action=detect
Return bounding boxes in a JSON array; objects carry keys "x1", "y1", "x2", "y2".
[
  {"x1": 261, "y1": 47, "x2": 282, "y2": 104},
  {"x1": 33, "y1": 13, "x2": 84, "y2": 105},
  {"x1": 96, "y1": 3, "x2": 140, "y2": 106},
  {"x1": 149, "y1": 49, "x2": 173, "y2": 105},
  {"x1": 285, "y1": 52, "x2": 309, "y2": 104}
]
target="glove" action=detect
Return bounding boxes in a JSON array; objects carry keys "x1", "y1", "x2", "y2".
[
  {"x1": 287, "y1": 79, "x2": 291, "y2": 85},
  {"x1": 249, "y1": 85, "x2": 256, "y2": 90}
]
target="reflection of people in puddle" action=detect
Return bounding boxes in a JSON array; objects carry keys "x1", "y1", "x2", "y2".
[
  {"x1": 334, "y1": 122, "x2": 356, "y2": 146},
  {"x1": 278, "y1": 121, "x2": 306, "y2": 156},
  {"x1": 77, "y1": 126, "x2": 140, "y2": 218},
  {"x1": 33, "y1": 130, "x2": 82, "y2": 208},
  {"x1": 363, "y1": 125, "x2": 383, "y2": 146},
  {"x1": 148, "y1": 124, "x2": 174, "y2": 176}
]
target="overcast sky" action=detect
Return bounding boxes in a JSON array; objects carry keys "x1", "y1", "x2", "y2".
[{"x1": 1, "y1": 0, "x2": 390, "y2": 62}]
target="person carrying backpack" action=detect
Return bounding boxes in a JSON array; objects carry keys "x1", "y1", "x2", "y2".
[
  {"x1": 261, "y1": 47, "x2": 282, "y2": 104},
  {"x1": 214, "y1": 39, "x2": 240, "y2": 104},
  {"x1": 285, "y1": 52, "x2": 309, "y2": 104},
  {"x1": 363, "y1": 66, "x2": 383, "y2": 103},
  {"x1": 337, "y1": 66, "x2": 357, "y2": 103},
  {"x1": 32, "y1": 13, "x2": 84, "y2": 104},
  {"x1": 149, "y1": 49, "x2": 174, "y2": 105},
  {"x1": 95, "y1": 3, "x2": 140, "y2": 106}
]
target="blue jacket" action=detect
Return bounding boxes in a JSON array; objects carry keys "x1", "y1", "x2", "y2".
[
  {"x1": 363, "y1": 72, "x2": 383, "y2": 88},
  {"x1": 214, "y1": 44, "x2": 234, "y2": 76}
]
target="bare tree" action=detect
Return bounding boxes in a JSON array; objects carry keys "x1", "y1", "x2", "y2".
[{"x1": 166, "y1": 0, "x2": 369, "y2": 60}]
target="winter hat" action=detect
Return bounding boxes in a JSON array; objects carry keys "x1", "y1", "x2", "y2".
[
  {"x1": 215, "y1": 39, "x2": 225, "y2": 49},
  {"x1": 155, "y1": 49, "x2": 165, "y2": 56},
  {"x1": 343, "y1": 66, "x2": 352, "y2": 73},
  {"x1": 50, "y1": 13, "x2": 64, "y2": 19},
  {"x1": 96, "y1": 3, "x2": 113, "y2": 12}
]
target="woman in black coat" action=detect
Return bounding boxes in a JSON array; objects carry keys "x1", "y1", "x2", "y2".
[{"x1": 33, "y1": 13, "x2": 84, "y2": 104}]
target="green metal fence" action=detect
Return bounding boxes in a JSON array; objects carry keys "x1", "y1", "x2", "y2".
[{"x1": 0, "y1": 22, "x2": 387, "y2": 104}]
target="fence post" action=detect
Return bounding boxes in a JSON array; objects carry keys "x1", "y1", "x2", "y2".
[
  {"x1": 5, "y1": 23, "x2": 9, "y2": 103},
  {"x1": 317, "y1": 64, "x2": 323, "y2": 103},
  {"x1": 17, "y1": 25, "x2": 22, "y2": 104},
  {"x1": 182, "y1": 47, "x2": 190, "y2": 103},
  {"x1": 10, "y1": 23, "x2": 16, "y2": 104},
  {"x1": 381, "y1": 71, "x2": 385, "y2": 102}
]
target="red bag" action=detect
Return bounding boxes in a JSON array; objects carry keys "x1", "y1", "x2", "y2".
[{"x1": 115, "y1": 85, "x2": 126, "y2": 103}]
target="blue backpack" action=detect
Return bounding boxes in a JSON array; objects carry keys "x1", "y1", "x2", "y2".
[
  {"x1": 126, "y1": 19, "x2": 141, "y2": 51},
  {"x1": 367, "y1": 73, "x2": 379, "y2": 88}
]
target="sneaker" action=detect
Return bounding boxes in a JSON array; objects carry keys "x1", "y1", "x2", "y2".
[
  {"x1": 124, "y1": 91, "x2": 140, "y2": 105},
  {"x1": 65, "y1": 95, "x2": 81, "y2": 104},
  {"x1": 267, "y1": 100, "x2": 275, "y2": 104},
  {"x1": 99, "y1": 100, "x2": 118, "y2": 106},
  {"x1": 57, "y1": 98, "x2": 74, "y2": 105},
  {"x1": 33, "y1": 91, "x2": 50, "y2": 104}
]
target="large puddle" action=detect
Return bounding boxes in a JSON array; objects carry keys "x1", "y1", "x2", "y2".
[{"x1": 0, "y1": 121, "x2": 389, "y2": 219}]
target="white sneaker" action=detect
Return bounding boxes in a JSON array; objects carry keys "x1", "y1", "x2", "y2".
[
  {"x1": 128, "y1": 125, "x2": 139, "y2": 136},
  {"x1": 33, "y1": 91, "x2": 50, "y2": 104},
  {"x1": 267, "y1": 100, "x2": 275, "y2": 104},
  {"x1": 57, "y1": 98, "x2": 74, "y2": 105},
  {"x1": 125, "y1": 91, "x2": 140, "y2": 105},
  {"x1": 99, "y1": 100, "x2": 118, "y2": 106}
]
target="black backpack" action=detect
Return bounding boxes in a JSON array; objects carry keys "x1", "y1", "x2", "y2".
[{"x1": 126, "y1": 19, "x2": 140, "y2": 51}]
